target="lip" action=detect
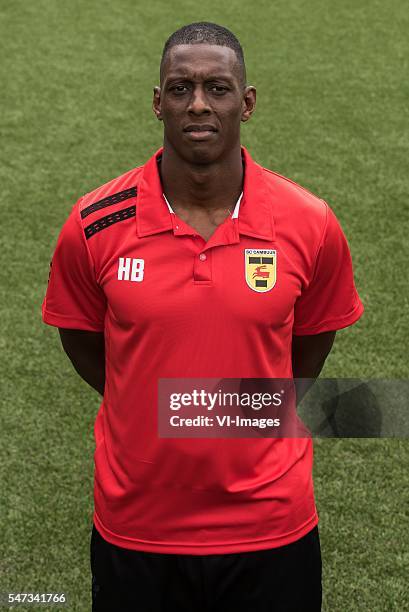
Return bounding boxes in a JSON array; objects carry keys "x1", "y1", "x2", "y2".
[
  {"x1": 183, "y1": 124, "x2": 218, "y2": 132},
  {"x1": 184, "y1": 130, "x2": 217, "y2": 140}
]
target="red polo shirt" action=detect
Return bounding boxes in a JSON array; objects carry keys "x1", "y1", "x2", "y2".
[{"x1": 42, "y1": 146, "x2": 364, "y2": 554}]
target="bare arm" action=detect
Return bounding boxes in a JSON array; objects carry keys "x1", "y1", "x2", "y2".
[
  {"x1": 291, "y1": 330, "x2": 336, "y2": 405},
  {"x1": 58, "y1": 328, "x2": 105, "y2": 396}
]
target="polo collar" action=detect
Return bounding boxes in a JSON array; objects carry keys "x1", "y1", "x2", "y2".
[
  {"x1": 163, "y1": 191, "x2": 243, "y2": 218},
  {"x1": 136, "y1": 146, "x2": 275, "y2": 241}
]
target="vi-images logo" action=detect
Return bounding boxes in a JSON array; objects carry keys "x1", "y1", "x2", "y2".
[{"x1": 118, "y1": 257, "x2": 145, "y2": 282}]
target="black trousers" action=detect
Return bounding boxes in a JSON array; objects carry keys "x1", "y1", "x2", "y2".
[{"x1": 90, "y1": 524, "x2": 322, "y2": 612}]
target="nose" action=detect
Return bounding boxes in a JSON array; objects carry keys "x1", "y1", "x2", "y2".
[{"x1": 187, "y1": 85, "x2": 211, "y2": 114}]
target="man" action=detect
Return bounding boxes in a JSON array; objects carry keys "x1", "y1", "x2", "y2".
[{"x1": 42, "y1": 22, "x2": 364, "y2": 612}]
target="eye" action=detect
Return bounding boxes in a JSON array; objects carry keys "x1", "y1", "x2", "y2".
[
  {"x1": 210, "y1": 85, "x2": 228, "y2": 94},
  {"x1": 171, "y1": 85, "x2": 189, "y2": 94}
]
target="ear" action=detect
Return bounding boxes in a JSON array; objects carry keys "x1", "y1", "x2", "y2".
[
  {"x1": 152, "y1": 86, "x2": 163, "y2": 121},
  {"x1": 241, "y1": 86, "x2": 256, "y2": 123}
]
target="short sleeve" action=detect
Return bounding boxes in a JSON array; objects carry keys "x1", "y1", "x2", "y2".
[
  {"x1": 41, "y1": 199, "x2": 107, "y2": 331},
  {"x1": 292, "y1": 202, "x2": 364, "y2": 335}
]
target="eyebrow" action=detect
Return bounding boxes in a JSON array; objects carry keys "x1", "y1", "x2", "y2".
[{"x1": 165, "y1": 73, "x2": 235, "y2": 83}]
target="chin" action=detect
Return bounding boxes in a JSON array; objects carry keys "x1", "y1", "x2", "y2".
[
  {"x1": 181, "y1": 143, "x2": 225, "y2": 165},
  {"x1": 164, "y1": 132, "x2": 227, "y2": 165}
]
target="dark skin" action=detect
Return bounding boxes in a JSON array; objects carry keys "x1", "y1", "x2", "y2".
[
  {"x1": 153, "y1": 44, "x2": 256, "y2": 242},
  {"x1": 58, "y1": 329, "x2": 105, "y2": 396},
  {"x1": 59, "y1": 42, "x2": 337, "y2": 402}
]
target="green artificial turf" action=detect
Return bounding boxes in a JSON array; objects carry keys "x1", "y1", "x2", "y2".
[{"x1": 1, "y1": 0, "x2": 408, "y2": 610}]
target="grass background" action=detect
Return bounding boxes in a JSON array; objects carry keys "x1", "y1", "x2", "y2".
[{"x1": 1, "y1": 0, "x2": 408, "y2": 610}]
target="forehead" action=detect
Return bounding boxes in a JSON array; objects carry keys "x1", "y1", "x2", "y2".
[{"x1": 162, "y1": 44, "x2": 240, "y2": 82}]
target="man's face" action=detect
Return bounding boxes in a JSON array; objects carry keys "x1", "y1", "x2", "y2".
[{"x1": 153, "y1": 44, "x2": 256, "y2": 164}]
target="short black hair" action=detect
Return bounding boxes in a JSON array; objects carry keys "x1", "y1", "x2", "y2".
[{"x1": 160, "y1": 22, "x2": 247, "y2": 88}]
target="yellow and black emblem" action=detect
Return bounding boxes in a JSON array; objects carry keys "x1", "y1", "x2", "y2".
[{"x1": 245, "y1": 249, "x2": 277, "y2": 292}]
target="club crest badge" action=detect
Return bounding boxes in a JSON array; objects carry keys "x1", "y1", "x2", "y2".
[{"x1": 245, "y1": 249, "x2": 277, "y2": 292}]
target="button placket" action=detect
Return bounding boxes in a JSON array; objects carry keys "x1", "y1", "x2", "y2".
[{"x1": 193, "y1": 248, "x2": 212, "y2": 282}]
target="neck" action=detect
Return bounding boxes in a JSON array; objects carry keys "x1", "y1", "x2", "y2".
[{"x1": 158, "y1": 140, "x2": 244, "y2": 212}]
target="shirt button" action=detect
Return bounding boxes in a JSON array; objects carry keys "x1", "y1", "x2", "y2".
[{"x1": 199, "y1": 253, "x2": 207, "y2": 261}]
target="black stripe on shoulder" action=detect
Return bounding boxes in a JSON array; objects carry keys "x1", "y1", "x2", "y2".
[
  {"x1": 84, "y1": 205, "x2": 136, "y2": 239},
  {"x1": 81, "y1": 187, "x2": 137, "y2": 219}
]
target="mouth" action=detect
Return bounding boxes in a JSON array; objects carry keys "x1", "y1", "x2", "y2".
[{"x1": 183, "y1": 124, "x2": 218, "y2": 140}]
